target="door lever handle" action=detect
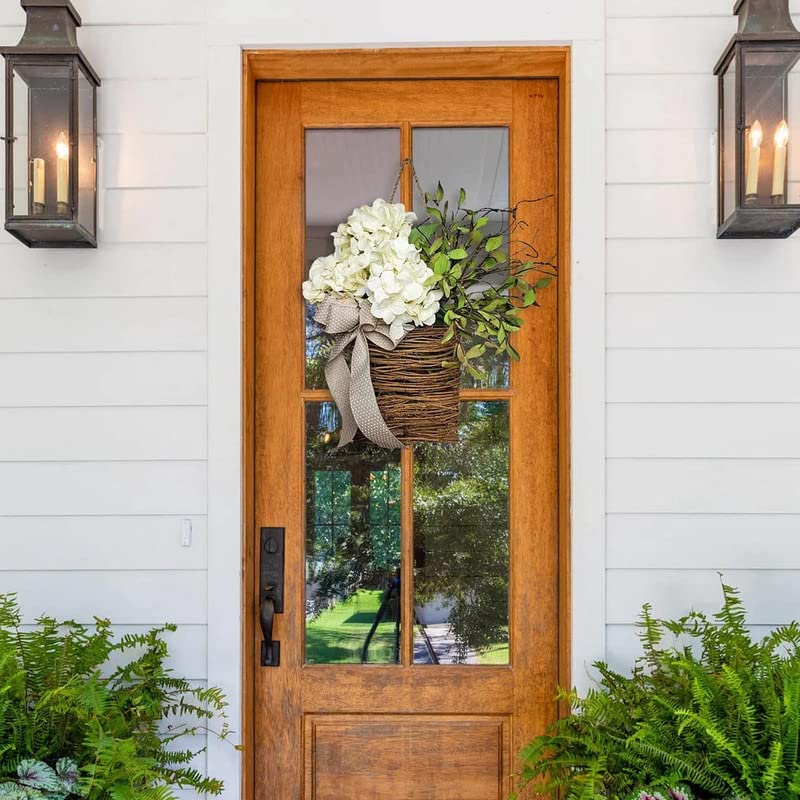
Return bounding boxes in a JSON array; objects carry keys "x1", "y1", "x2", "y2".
[
  {"x1": 260, "y1": 596, "x2": 279, "y2": 667},
  {"x1": 259, "y1": 527, "x2": 284, "y2": 667}
]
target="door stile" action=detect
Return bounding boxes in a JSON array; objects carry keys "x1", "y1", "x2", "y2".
[
  {"x1": 254, "y1": 80, "x2": 305, "y2": 800},
  {"x1": 509, "y1": 78, "x2": 561, "y2": 756}
]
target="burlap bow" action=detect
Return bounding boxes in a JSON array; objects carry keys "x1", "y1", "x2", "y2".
[{"x1": 314, "y1": 298, "x2": 405, "y2": 450}]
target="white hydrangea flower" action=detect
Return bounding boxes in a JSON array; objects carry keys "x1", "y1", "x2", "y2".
[
  {"x1": 365, "y1": 252, "x2": 442, "y2": 342},
  {"x1": 302, "y1": 253, "x2": 368, "y2": 303},
  {"x1": 302, "y1": 198, "x2": 442, "y2": 341}
]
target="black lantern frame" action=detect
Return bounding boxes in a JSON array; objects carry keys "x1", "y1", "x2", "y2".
[
  {"x1": 715, "y1": 0, "x2": 800, "y2": 238},
  {"x1": 1, "y1": 0, "x2": 100, "y2": 248}
]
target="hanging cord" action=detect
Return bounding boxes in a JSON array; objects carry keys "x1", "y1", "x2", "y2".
[{"x1": 388, "y1": 157, "x2": 426, "y2": 205}]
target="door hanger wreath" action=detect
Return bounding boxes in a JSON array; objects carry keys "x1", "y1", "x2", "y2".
[{"x1": 302, "y1": 160, "x2": 557, "y2": 450}]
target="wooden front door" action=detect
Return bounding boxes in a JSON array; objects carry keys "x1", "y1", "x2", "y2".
[{"x1": 246, "y1": 53, "x2": 568, "y2": 800}]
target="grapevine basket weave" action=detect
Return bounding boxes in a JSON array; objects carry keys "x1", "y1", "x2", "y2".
[{"x1": 369, "y1": 326, "x2": 460, "y2": 444}]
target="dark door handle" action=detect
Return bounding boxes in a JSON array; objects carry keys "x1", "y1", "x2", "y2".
[
  {"x1": 259, "y1": 527, "x2": 284, "y2": 667},
  {"x1": 260, "y1": 596, "x2": 279, "y2": 667}
]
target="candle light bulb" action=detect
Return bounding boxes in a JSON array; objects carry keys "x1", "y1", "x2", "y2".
[
  {"x1": 775, "y1": 120, "x2": 789, "y2": 148},
  {"x1": 746, "y1": 120, "x2": 763, "y2": 200},
  {"x1": 772, "y1": 120, "x2": 789, "y2": 201},
  {"x1": 750, "y1": 120, "x2": 763, "y2": 148},
  {"x1": 55, "y1": 131, "x2": 70, "y2": 212},
  {"x1": 55, "y1": 131, "x2": 69, "y2": 160}
]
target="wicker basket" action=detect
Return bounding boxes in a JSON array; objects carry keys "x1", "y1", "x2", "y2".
[{"x1": 369, "y1": 326, "x2": 461, "y2": 444}]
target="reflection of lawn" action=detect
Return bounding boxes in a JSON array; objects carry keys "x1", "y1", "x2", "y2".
[
  {"x1": 477, "y1": 626, "x2": 509, "y2": 665},
  {"x1": 306, "y1": 589, "x2": 397, "y2": 664},
  {"x1": 477, "y1": 642, "x2": 509, "y2": 665}
]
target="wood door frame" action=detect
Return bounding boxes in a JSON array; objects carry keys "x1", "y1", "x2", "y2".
[{"x1": 240, "y1": 46, "x2": 571, "y2": 800}]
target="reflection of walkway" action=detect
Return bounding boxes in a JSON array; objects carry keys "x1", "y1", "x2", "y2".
[{"x1": 414, "y1": 624, "x2": 480, "y2": 665}]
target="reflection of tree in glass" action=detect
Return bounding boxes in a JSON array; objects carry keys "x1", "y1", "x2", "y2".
[
  {"x1": 305, "y1": 305, "x2": 330, "y2": 389},
  {"x1": 305, "y1": 403, "x2": 401, "y2": 621},
  {"x1": 414, "y1": 402, "x2": 509, "y2": 662}
]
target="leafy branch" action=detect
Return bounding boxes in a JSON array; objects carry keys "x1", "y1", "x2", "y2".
[{"x1": 409, "y1": 183, "x2": 557, "y2": 379}]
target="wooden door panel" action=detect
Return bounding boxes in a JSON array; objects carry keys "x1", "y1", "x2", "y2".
[
  {"x1": 252, "y1": 72, "x2": 564, "y2": 799},
  {"x1": 301, "y1": 80, "x2": 513, "y2": 126},
  {"x1": 306, "y1": 715, "x2": 509, "y2": 800}
]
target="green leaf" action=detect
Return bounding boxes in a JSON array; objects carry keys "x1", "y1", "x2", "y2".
[
  {"x1": 436, "y1": 182, "x2": 444, "y2": 202},
  {"x1": 430, "y1": 252, "x2": 451, "y2": 276},
  {"x1": 535, "y1": 277, "x2": 552, "y2": 289},
  {"x1": 447, "y1": 248, "x2": 468, "y2": 260},
  {"x1": 458, "y1": 187, "x2": 467, "y2": 207},
  {"x1": 466, "y1": 362, "x2": 485, "y2": 381},
  {"x1": 474, "y1": 216, "x2": 490, "y2": 229},
  {"x1": 485, "y1": 235, "x2": 503, "y2": 252},
  {"x1": 523, "y1": 289, "x2": 536, "y2": 306},
  {"x1": 426, "y1": 206, "x2": 443, "y2": 223},
  {"x1": 465, "y1": 343, "x2": 486, "y2": 360}
]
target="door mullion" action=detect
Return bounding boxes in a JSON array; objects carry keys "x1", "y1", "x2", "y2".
[
  {"x1": 400, "y1": 445, "x2": 414, "y2": 666},
  {"x1": 399, "y1": 120, "x2": 415, "y2": 667}
]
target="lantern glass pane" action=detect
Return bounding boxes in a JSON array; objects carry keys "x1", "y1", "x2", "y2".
[
  {"x1": 77, "y1": 69, "x2": 95, "y2": 234},
  {"x1": 742, "y1": 47, "x2": 800, "y2": 208},
  {"x1": 721, "y1": 57, "x2": 737, "y2": 222},
  {"x1": 10, "y1": 66, "x2": 29, "y2": 217},
  {"x1": 10, "y1": 61, "x2": 72, "y2": 219}
]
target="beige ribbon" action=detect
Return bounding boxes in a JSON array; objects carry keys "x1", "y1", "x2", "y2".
[{"x1": 314, "y1": 298, "x2": 405, "y2": 450}]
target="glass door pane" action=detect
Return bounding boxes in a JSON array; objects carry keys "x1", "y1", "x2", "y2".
[
  {"x1": 305, "y1": 403, "x2": 402, "y2": 664},
  {"x1": 411, "y1": 128, "x2": 510, "y2": 388},
  {"x1": 305, "y1": 128, "x2": 401, "y2": 388},
  {"x1": 413, "y1": 402, "x2": 510, "y2": 664}
]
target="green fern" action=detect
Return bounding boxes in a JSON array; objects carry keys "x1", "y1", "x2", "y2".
[
  {"x1": 516, "y1": 581, "x2": 800, "y2": 800},
  {"x1": 0, "y1": 594, "x2": 235, "y2": 799}
]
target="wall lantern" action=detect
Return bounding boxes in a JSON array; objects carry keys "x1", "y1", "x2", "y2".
[
  {"x1": 1, "y1": 0, "x2": 99, "y2": 248},
  {"x1": 715, "y1": 0, "x2": 800, "y2": 238}
]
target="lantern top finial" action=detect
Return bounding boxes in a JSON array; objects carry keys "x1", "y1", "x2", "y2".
[{"x1": 734, "y1": 0, "x2": 799, "y2": 35}]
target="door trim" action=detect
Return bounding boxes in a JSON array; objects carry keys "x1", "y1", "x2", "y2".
[{"x1": 241, "y1": 46, "x2": 571, "y2": 800}]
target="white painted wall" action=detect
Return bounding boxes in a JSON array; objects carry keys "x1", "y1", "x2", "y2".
[
  {"x1": 3, "y1": 0, "x2": 796, "y2": 796},
  {"x1": 605, "y1": 0, "x2": 800, "y2": 674}
]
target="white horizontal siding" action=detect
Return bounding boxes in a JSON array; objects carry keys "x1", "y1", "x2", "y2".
[
  {"x1": 1, "y1": 515, "x2": 207, "y2": 570},
  {"x1": 0, "y1": 244, "x2": 207, "y2": 297},
  {"x1": 607, "y1": 184, "x2": 715, "y2": 238},
  {"x1": 607, "y1": 239, "x2": 800, "y2": 292},
  {"x1": 0, "y1": 298, "x2": 206, "y2": 352},
  {"x1": 607, "y1": 75, "x2": 716, "y2": 130},
  {"x1": 607, "y1": 569, "x2": 800, "y2": 625},
  {"x1": 0, "y1": 407, "x2": 206, "y2": 461},
  {"x1": 0, "y1": 352, "x2": 206, "y2": 406},
  {"x1": 608, "y1": 514, "x2": 800, "y2": 569},
  {"x1": 605, "y1": 0, "x2": 800, "y2": 681},
  {"x1": 81, "y1": 26, "x2": 207, "y2": 79},
  {"x1": 101, "y1": 135, "x2": 208, "y2": 189},
  {"x1": 607, "y1": 17, "x2": 730, "y2": 74},
  {"x1": 608, "y1": 459, "x2": 800, "y2": 514},
  {"x1": 607, "y1": 349, "x2": 800, "y2": 402},
  {"x1": 0, "y1": 0, "x2": 206, "y2": 25},
  {"x1": 3, "y1": 570, "x2": 207, "y2": 624},
  {"x1": 99, "y1": 79, "x2": 207, "y2": 134},
  {"x1": 608, "y1": 403, "x2": 800, "y2": 458},
  {"x1": 607, "y1": 1, "x2": 800, "y2": 18},
  {"x1": 100, "y1": 189, "x2": 207, "y2": 242},
  {"x1": 607, "y1": 130, "x2": 712, "y2": 184},
  {"x1": 607, "y1": 294, "x2": 800, "y2": 348},
  {"x1": 0, "y1": 461, "x2": 206, "y2": 515}
]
